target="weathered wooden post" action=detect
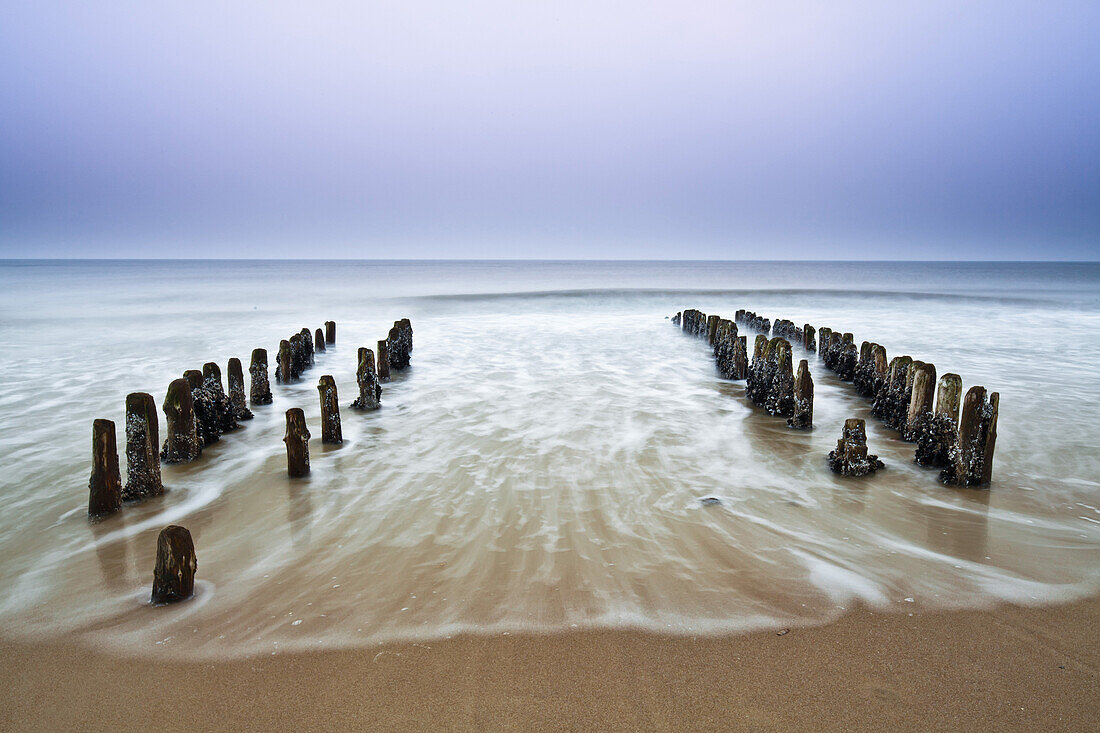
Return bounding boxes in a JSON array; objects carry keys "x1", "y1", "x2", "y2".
[
  {"x1": 803, "y1": 325, "x2": 816, "y2": 352},
  {"x1": 377, "y1": 339, "x2": 391, "y2": 381},
  {"x1": 227, "y1": 358, "x2": 254, "y2": 422},
  {"x1": 325, "y1": 320, "x2": 336, "y2": 345},
  {"x1": 902, "y1": 362, "x2": 937, "y2": 441},
  {"x1": 150, "y1": 525, "x2": 197, "y2": 604},
  {"x1": 350, "y1": 347, "x2": 382, "y2": 410},
  {"x1": 941, "y1": 387, "x2": 999, "y2": 487},
  {"x1": 317, "y1": 375, "x2": 343, "y2": 444},
  {"x1": 732, "y1": 335, "x2": 748, "y2": 379},
  {"x1": 817, "y1": 327, "x2": 832, "y2": 358},
  {"x1": 289, "y1": 333, "x2": 305, "y2": 379},
  {"x1": 871, "y1": 355, "x2": 912, "y2": 427},
  {"x1": 185, "y1": 369, "x2": 219, "y2": 446},
  {"x1": 277, "y1": 339, "x2": 293, "y2": 383},
  {"x1": 301, "y1": 328, "x2": 315, "y2": 366},
  {"x1": 828, "y1": 418, "x2": 884, "y2": 476},
  {"x1": 203, "y1": 362, "x2": 237, "y2": 433},
  {"x1": 249, "y1": 348, "x2": 273, "y2": 405},
  {"x1": 314, "y1": 328, "x2": 326, "y2": 354},
  {"x1": 788, "y1": 359, "x2": 814, "y2": 428},
  {"x1": 122, "y1": 392, "x2": 163, "y2": 501},
  {"x1": 765, "y1": 338, "x2": 795, "y2": 417},
  {"x1": 88, "y1": 419, "x2": 122, "y2": 516},
  {"x1": 706, "y1": 315, "x2": 720, "y2": 346},
  {"x1": 672, "y1": 312, "x2": 682, "y2": 326},
  {"x1": 915, "y1": 373, "x2": 963, "y2": 468},
  {"x1": 161, "y1": 378, "x2": 201, "y2": 463},
  {"x1": 387, "y1": 318, "x2": 414, "y2": 369},
  {"x1": 284, "y1": 408, "x2": 310, "y2": 478}
]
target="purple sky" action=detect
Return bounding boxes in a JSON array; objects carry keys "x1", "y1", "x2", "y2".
[{"x1": 1, "y1": 2, "x2": 1097, "y2": 259}]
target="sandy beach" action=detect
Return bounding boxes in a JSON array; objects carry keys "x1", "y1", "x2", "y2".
[{"x1": 2, "y1": 598, "x2": 1096, "y2": 731}]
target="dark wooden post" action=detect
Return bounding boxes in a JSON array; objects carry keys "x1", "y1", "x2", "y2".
[
  {"x1": 161, "y1": 378, "x2": 201, "y2": 463},
  {"x1": 788, "y1": 359, "x2": 813, "y2": 428},
  {"x1": 88, "y1": 419, "x2": 122, "y2": 516},
  {"x1": 314, "y1": 328, "x2": 326, "y2": 353},
  {"x1": 151, "y1": 525, "x2": 197, "y2": 604},
  {"x1": 942, "y1": 387, "x2": 999, "y2": 487},
  {"x1": 803, "y1": 325, "x2": 816, "y2": 352},
  {"x1": 122, "y1": 392, "x2": 163, "y2": 501},
  {"x1": 300, "y1": 328, "x2": 314, "y2": 367},
  {"x1": 350, "y1": 347, "x2": 382, "y2": 410},
  {"x1": 227, "y1": 358, "x2": 254, "y2": 421},
  {"x1": 317, "y1": 375, "x2": 343, "y2": 444},
  {"x1": 377, "y1": 339, "x2": 391, "y2": 381},
  {"x1": 203, "y1": 361, "x2": 237, "y2": 433},
  {"x1": 915, "y1": 372, "x2": 963, "y2": 469},
  {"x1": 706, "y1": 315, "x2": 720, "y2": 345},
  {"x1": 902, "y1": 362, "x2": 937, "y2": 441},
  {"x1": 325, "y1": 320, "x2": 336, "y2": 344},
  {"x1": 284, "y1": 408, "x2": 310, "y2": 477},
  {"x1": 277, "y1": 339, "x2": 293, "y2": 383},
  {"x1": 249, "y1": 348, "x2": 273, "y2": 405}
]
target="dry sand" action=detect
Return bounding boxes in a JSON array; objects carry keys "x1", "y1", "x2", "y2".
[{"x1": 2, "y1": 599, "x2": 1097, "y2": 731}]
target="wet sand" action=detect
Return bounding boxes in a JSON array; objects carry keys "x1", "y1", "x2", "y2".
[{"x1": 2, "y1": 599, "x2": 1097, "y2": 731}]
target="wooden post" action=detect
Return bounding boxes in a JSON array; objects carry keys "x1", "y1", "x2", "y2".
[
  {"x1": 161, "y1": 378, "x2": 201, "y2": 463},
  {"x1": 902, "y1": 362, "x2": 937, "y2": 441},
  {"x1": 803, "y1": 325, "x2": 816, "y2": 352},
  {"x1": 300, "y1": 328, "x2": 315, "y2": 367},
  {"x1": 935, "y1": 373, "x2": 962, "y2": 425},
  {"x1": 314, "y1": 328, "x2": 326, "y2": 353},
  {"x1": 88, "y1": 419, "x2": 122, "y2": 517},
  {"x1": 377, "y1": 339, "x2": 391, "y2": 381},
  {"x1": 732, "y1": 335, "x2": 748, "y2": 379},
  {"x1": 706, "y1": 315, "x2": 720, "y2": 346},
  {"x1": 203, "y1": 361, "x2": 237, "y2": 433},
  {"x1": 284, "y1": 408, "x2": 310, "y2": 478},
  {"x1": 350, "y1": 347, "x2": 382, "y2": 410},
  {"x1": 150, "y1": 525, "x2": 197, "y2": 604},
  {"x1": 325, "y1": 320, "x2": 336, "y2": 344},
  {"x1": 122, "y1": 392, "x2": 163, "y2": 501},
  {"x1": 317, "y1": 375, "x2": 343, "y2": 444},
  {"x1": 765, "y1": 338, "x2": 795, "y2": 417},
  {"x1": 828, "y1": 418, "x2": 884, "y2": 476},
  {"x1": 277, "y1": 339, "x2": 293, "y2": 383},
  {"x1": 788, "y1": 359, "x2": 813, "y2": 428},
  {"x1": 249, "y1": 348, "x2": 273, "y2": 405},
  {"x1": 289, "y1": 334, "x2": 305, "y2": 379},
  {"x1": 185, "y1": 368, "x2": 219, "y2": 446},
  {"x1": 227, "y1": 358, "x2": 254, "y2": 421},
  {"x1": 915, "y1": 372, "x2": 963, "y2": 469}
]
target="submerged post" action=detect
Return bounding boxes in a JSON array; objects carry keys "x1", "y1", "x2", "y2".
[
  {"x1": 314, "y1": 328, "x2": 326, "y2": 354},
  {"x1": 788, "y1": 359, "x2": 814, "y2": 428},
  {"x1": 249, "y1": 348, "x2": 273, "y2": 405},
  {"x1": 227, "y1": 358, "x2": 254, "y2": 421},
  {"x1": 300, "y1": 328, "x2": 315, "y2": 367},
  {"x1": 350, "y1": 347, "x2": 382, "y2": 410},
  {"x1": 377, "y1": 339, "x2": 391, "y2": 381},
  {"x1": 828, "y1": 418, "x2": 884, "y2": 477},
  {"x1": 88, "y1": 419, "x2": 122, "y2": 517},
  {"x1": 325, "y1": 320, "x2": 336, "y2": 345},
  {"x1": 277, "y1": 339, "x2": 293, "y2": 383},
  {"x1": 317, "y1": 375, "x2": 343, "y2": 444},
  {"x1": 284, "y1": 408, "x2": 310, "y2": 477},
  {"x1": 123, "y1": 392, "x2": 163, "y2": 501},
  {"x1": 151, "y1": 525, "x2": 197, "y2": 604},
  {"x1": 161, "y1": 378, "x2": 201, "y2": 463}
]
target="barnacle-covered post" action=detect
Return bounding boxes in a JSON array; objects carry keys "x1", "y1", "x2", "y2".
[
  {"x1": 387, "y1": 318, "x2": 414, "y2": 370},
  {"x1": 227, "y1": 358, "x2": 254, "y2": 421},
  {"x1": 289, "y1": 334, "x2": 305, "y2": 379},
  {"x1": 828, "y1": 418, "x2": 884, "y2": 477},
  {"x1": 88, "y1": 419, "x2": 122, "y2": 516},
  {"x1": 314, "y1": 328, "x2": 326, "y2": 354},
  {"x1": 706, "y1": 315, "x2": 720, "y2": 346},
  {"x1": 325, "y1": 320, "x2": 336, "y2": 345},
  {"x1": 350, "y1": 347, "x2": 382, "y2": 410},
  {"x1": 732, "y1": 335, "x2": 748, "y2": 379},
  {"x1": 185, "y1": 369, "x2": 219, "y2": 446},
  {"x1": 284, "y1": 408, "x2": 310, "y2": 478},
  {"x1": 915, "y1": 373, "x2": 963, "y2": 468},
  {"x1": 300, "y1": 328, "x2": 315, "y2": 367},
  {"x1": 161, "y1": 378, "x2": 201, "y2": 463},
  {"x1": 803, "y1": 325, "x2": 816, "y2": 352},
  {"x1": 765, "y1": 338, "x2": 795, "y2": 417},
  {"x1": 151, "y1": 525, "x2": 197, "y2": 604},
  {"x1": 788, "y1": 359, "x2": 814, "y2": 428},
  {"x1": 122, "y1": 392, "x2": 163, "y2": 501},
  {"x1": 203, "y1": 362, "x2": 237, "y2": 433},
  {"x1": 277, "y1": 339, "x2": 293, "y2": 383},
  {"x1": 902, "y1": 362, "x2": 937, "y2": 441},
  {"x1": 317, "y1": 375, "x2": 343, "y2": 444},
  {"x1": 942, "y1": 387, "x2": 999, "y2": 487},
  {"x1": 817, "y1": 327, "x2": 832, "y2": 358},
  {"x1": 249, "y1": 348, "x2": 273, "y2": 405},
  {"x1": 376, "y1": 339, "x2": 391, "y2": 381}
]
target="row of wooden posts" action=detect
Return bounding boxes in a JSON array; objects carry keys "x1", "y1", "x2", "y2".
[
  {"x1": 86, "y1": 317, "x2": 414, "y2": 604},
  {"x1": 672, "y1": 308, "x2": 999, "y2": 486}
]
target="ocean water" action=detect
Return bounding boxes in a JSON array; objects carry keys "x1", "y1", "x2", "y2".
[{"x1": 0, "y1": 259, "x2": 1097, "y2": 658}]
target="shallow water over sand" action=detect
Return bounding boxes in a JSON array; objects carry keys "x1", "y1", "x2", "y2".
[{"x1": 0, "y1": 260, "x2": 1097, "y2": 657}]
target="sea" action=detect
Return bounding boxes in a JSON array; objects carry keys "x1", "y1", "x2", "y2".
[{"x1": 0, "y1": 259, "x2": 1097, "y2": 658}]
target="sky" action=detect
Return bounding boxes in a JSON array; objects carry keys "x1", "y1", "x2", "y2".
[{"x1": 1, "y1": 2, "x2": 1097, "y2": 260}]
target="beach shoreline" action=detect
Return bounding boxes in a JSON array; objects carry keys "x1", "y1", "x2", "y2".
[{"x1": 3, "y1": 598, "x2": 1096, "y2": 731}]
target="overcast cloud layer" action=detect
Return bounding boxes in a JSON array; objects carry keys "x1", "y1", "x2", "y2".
[{"x1": 1, "y1": 2, "x2": 1097, "y2": 259}]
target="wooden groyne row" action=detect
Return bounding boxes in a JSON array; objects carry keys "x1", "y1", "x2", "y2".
[
  {"x1": 674, "y1": 307, "x2": 999, "y2": 487},
  {"x1": 86, "y1": 317, "x2": 414, "y2": 603}
]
